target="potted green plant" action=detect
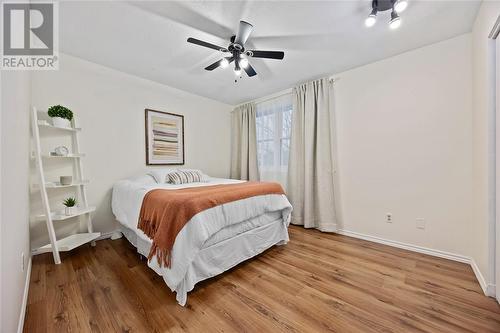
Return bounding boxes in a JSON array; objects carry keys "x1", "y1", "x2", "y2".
[
  {"x1": 48, "y1": 105, "x2": 73, "y2": 128},
  {"x1": 63, "y1": 197, "x2": 77, "y2": 215}
]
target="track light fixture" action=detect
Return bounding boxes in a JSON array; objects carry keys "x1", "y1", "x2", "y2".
[{"x1": 365, "y1": 0, "x2": 407, "y2": 30}]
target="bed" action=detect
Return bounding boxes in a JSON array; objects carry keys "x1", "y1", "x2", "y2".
[{"x1": 111, "y1": 173, "x2": 292, "y2": 305}]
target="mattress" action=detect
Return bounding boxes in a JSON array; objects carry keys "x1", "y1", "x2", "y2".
[
  {"x1": 204, "y1": 210, "x2": 282, "y2": 247},
  {"x1": 121, "y1": 210, "x2": 283, "y2": 254}
]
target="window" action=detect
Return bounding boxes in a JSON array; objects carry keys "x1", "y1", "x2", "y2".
[{"x1": 256, "y1": 94, "x2": 293, "y2": 187}]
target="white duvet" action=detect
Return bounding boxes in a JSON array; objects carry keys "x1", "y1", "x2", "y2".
[{"x1": 111, "y1": 175, "x2": 292, "y2": 304}]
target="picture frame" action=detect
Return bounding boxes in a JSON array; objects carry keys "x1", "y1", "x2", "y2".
[{"x1": 145, "y1": 109, "x2": 185, "y2": 165}]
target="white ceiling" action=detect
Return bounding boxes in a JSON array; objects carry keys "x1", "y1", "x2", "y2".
[{"x1": 59, "y1": 1, "x2": 480, "y2": 105}]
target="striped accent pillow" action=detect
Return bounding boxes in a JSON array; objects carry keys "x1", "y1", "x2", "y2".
[
  {"x1": 148, "y1": 169, "x2": 178, "y2": 183},
  {"x1": 167, "y1": 170, "x2": 206, "y2": 184}
]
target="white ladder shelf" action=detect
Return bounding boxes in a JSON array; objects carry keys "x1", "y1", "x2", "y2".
[{"x1": 31, "y1": 107, "x2": 100, "y2": 264}]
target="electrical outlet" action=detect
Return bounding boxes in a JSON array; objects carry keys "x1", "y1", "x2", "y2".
[
  {"x1": 21, "y1": 252, "x2": 25, "y2": 272},
  {"x1": 416, "y1": 218, "x2": 425, "y2": 230},
  {"x1": 386, "y1": 213, "x2": 392, "y2": 223}
]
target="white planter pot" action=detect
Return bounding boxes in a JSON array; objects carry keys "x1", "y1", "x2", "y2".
[
  {"x1": 52, "y1": 117, "x2": 71, "y2": 128},
  {"x1": 65, "y1": 206, "x2": 76, "y2": 216}
]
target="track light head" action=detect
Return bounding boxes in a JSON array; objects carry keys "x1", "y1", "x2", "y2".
[
  {"x1": 365, "y1": 8, "x2": 377, "y2": 27},
  {"x1": 394, "y1": 0, "x2": 408, "y2": 13},
  {"x1": 389, "y1": 10, "x2": 401, "y2": 29}
]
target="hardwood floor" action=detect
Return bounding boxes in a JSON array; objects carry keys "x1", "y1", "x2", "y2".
[{"x1": 24, "y1": 226, "x2": 500, "y2": 333}]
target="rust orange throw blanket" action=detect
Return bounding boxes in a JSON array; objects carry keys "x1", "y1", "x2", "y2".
[{"x1": 138, "y1": 181, "x2": 285, "y2": 268}]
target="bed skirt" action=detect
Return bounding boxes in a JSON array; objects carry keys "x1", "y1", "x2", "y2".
[{"x1": 120, "y1": 218, "x2": 289, "y2": 305}]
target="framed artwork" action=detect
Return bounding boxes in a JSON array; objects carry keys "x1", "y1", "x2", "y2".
[{"x1": 145, "y1": 109, "x2": 185, "y2": 165}]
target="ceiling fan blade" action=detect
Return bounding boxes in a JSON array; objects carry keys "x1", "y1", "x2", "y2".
[
  {"x1": 187, "y1": 37, "x2": 227, "y2": 52},
  {"x1": 234, "y1": 20, "x2": 253, "y2": 46},
  {"x1": 204, "y1": 57, "x2": 234, "y2": 71},
  {"x1": 249, "y1": 50, "x2": 284, "y2": 60},
  {"x1": 243, "y1": 63, "x2": 257, "y2": 77}
]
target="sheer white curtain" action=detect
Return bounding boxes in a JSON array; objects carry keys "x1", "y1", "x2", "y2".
[{"x1": 256, "y1": 94, "x2": 292, "y2": 189}]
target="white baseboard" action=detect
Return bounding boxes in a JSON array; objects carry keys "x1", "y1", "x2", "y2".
[
  {"x1": 337, "y1": 229, "x2": 495, "y2": 298},
  {"x1": 337, "y1": 229, "x2": 471, "y2": 263},
  {"x1": 317, "y1": 223, "x2": 338, "y2": 233},
  {"x1": 17, "y1": 256, "x2": 32, "y2": 333},
  {"x1": 291, "y1": 222, "x2": 338, "y2": 233},
  {"x1": 470, "y1": 258, "x2": 496, "y2": 297}
]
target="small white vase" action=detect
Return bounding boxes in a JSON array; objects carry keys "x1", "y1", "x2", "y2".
[
  {"x1": 65, "y1": 206, "x2": 76, "y2": 216},
  {"x1": 52, "y1": 117, "x2": 71, "y2": 128}
]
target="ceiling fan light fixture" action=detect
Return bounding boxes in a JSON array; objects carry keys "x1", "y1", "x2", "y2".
[
  {"x1": 394, "y1": 0, "x2": 408, "y2": 13},
  {"x1": 389, "y1": 10, "x2": 401, "y2": 29},
  {"x1": 188, "y1": 20, "x2": 285, "y2": 78},
  {"x1": 240, "y1": 58, "x2": 249, "y2": 68},
  {"x1": 365, "y1": 9, "x2": 377, "y2": 27}
]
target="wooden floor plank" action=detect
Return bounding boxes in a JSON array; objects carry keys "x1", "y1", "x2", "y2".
[{"x1": 24, "y1": 226, "x2": 500, "y2": 332}]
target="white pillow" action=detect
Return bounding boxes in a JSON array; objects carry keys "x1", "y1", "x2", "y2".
[
  {"x1": 147, "y1": 168, "x2": 178, "y2": 183},
  {"x1": 130, "y1": 174, "x2": 157, "y2": 185}
]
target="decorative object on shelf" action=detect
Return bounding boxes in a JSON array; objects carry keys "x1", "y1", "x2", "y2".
[
  {"x1": 54, "y1": 145, "x2": 69, "y2": 156},
  {"x1": 63, "y1": 197, "x2": 77, "y2": 216},
  {"x1": 145, "y1": 109, "x2": 185, "y2": 165},
  {"x1": 60, "y1": 175, "x2": 73, "y2": 185},
  {"x1": 48, "y1": 105, "x2": 74, "y2": 128},
  {"x1": 365, "y1": 0, "x2": 407, "y2": 29}
]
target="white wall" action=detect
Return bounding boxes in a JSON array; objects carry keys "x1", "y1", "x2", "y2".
[
  {"x1": 471, "y1": 2, "x2": 500, "y2": 291},
  {"x1": 30, "y1": 54, "x2": 232, "y2": 248},
  {"x1": 1, "y1": 71, "x2": 32, "y2": 333},
  {"x1": 335, "y1": 34, "x2": 474, "y2": 258}
]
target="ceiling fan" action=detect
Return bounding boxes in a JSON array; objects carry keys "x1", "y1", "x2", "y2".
[{"x1": 187, "y1": 20, "x2": 285, "y2": 78}]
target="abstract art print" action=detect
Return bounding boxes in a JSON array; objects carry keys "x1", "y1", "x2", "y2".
[{"x1": 145, "y1": 109, "x2": 185, "y2": 165}]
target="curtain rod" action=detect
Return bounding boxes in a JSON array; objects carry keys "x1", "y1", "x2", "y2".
[
  {"x1": 254, "y1": 91, "x2": 292, "y2": 105},
  {"x1": 234, "y1": 76, "x2": 340, "y2": 109},
  {"x1": 329, "y1": 76, "x2": 340, "y2": 83}
]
